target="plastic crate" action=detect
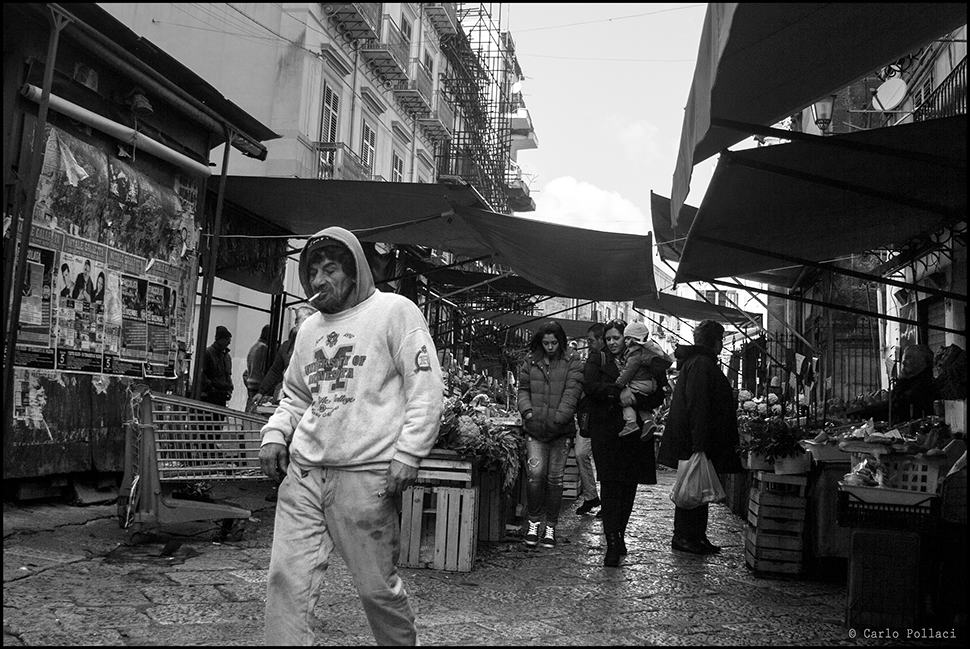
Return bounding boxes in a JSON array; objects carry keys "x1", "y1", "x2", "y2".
[
  {"x1": 837, "y1": 484, "x2": 940, "y2": 530},
  {"x1": 849, "y1": 454, "x2": 944, "y2": 494},
  {"x1": 846, "y1": 529, "x2": 921, "y2": 631}
]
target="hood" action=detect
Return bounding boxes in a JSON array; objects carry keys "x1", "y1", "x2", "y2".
[
  {"x1": 674, "y1": 344, "x2": 718, "y2": 367},
  {"x1": 299, "y1": 226, "x2": 376, "y2": 310}
]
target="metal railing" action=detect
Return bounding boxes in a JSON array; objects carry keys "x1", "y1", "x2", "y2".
[
  {"x1": 361, "y1": 15, "x2": 409, "y2": 74},
  {"x1": 914, "y1": 55, "x2": 966, "y2": 122},
  {"x1": 313, "y1": 142, "x2": 371, "y2": 181}
]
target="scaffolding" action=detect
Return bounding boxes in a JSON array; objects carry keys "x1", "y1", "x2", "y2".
[{"x1": 438, "y1": 3, "x2": 520, "y2": 215}]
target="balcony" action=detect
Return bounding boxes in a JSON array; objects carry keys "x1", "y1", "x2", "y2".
[
  {"x1": 313, "y1": 142, "x2": 374, "y2": 181},
  {"x1": 417, "y1": 90, "x2": 455, "y2": 141},
  {"x1": 359, "y1": 15, "x2": 409, "y2": 84},
  {"x1": 914, "y1": 55, "x2": 966, "y2": 122},
  {"x1": 322, "y1": 3, "x2": 381, "y2": 42},
  {"x1": 393, "y1": 60, "x2": 434, "y2": 114},
  {"x1": 423, "y1": 3, "x2": 459, "y2": 37},
  {"x1": 505, "y1": 166, "x2": 535, "y2": 213}
]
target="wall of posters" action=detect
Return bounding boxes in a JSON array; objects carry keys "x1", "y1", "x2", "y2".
[{"x1": 14, "y1": 124, "x2": 199, "y2": 381}]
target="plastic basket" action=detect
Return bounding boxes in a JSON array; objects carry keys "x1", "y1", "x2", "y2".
[
  {"x1": 849, "y1": 454, "x2": 943, "y2": 494},
  {"x1": 837, "y1": 484, "x2": 939, "y2": 530}
]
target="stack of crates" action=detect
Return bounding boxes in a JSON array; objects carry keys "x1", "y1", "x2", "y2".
[
  {"x1": 562, "y1": 446, "x2": 580, "y2": 501},
  {"x1": 744, "y1": 471, "x2": 808, "y2": 576},
  {"x1": 399, "y1": 450, "x2": 478, "y2": 572}
]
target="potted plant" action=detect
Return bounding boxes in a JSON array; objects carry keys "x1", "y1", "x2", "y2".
[
  {"x1": 738, "y1": 415, "x2": 773, "y2": 470},
  {"x1": 761, "y1": 418, "x2": 810, "y2": 475}
]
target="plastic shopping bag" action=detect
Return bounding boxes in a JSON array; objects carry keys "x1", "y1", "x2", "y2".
[{"x1": 669, "y1": 451, "x2": 726, "y2": 509}]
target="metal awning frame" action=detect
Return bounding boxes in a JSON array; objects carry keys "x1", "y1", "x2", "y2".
[{"x1": 684, "y1": 233, "x2": 967, "y2": 304}]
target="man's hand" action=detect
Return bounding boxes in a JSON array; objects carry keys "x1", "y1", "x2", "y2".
[
  {"x1": 383, "y1": 459, "x2": 419, "y2": 498},
  {"x1": 246, "y1": 393, "x2": 264, "y2": 414},
  {"x1": 259, "y1": 443, "x2": 289, "y2": 483}
]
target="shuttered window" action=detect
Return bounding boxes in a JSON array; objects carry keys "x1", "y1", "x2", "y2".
[
  {"x1": 361, "y1": 121, "x2": 376, "y2": 173},
  {"x1": 322, "y1": 83, "x2": 339, "y2": 142},
  {"x1": 392, "y1": 152, "x2": 405, "y2": 182}
]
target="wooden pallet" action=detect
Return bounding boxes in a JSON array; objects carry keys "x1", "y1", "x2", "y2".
[{"x1": 399, "y1": 485, "x2": 478, "y2": 572}]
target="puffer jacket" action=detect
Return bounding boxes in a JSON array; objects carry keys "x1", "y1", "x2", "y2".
[{"x1": 517, "y1": 348, "x2": 583, "y2": 442}]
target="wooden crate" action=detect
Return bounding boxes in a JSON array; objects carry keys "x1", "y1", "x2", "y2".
[
  {"x1": 475, "y1": 470, "x2": 506, "y2": 543},
  {"x1": 563, "y1": 446, "x2": 580, "y2": 501},
  {"x1": 745, "y1": 474, "x2": 807, "y2": 576},
  {"x1": 399, "y1": 485, "x2": 478, "y2": 572},
  {"x1": 417, "y1": 449, "x2": 474, "y2": 487}
]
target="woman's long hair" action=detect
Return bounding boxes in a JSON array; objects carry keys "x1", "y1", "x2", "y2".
[{"x1": 528, "y1": 320, "x2": 568, "y2": 359}]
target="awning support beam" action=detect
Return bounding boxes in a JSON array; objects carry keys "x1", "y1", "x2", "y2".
[
  {"x1": 692, "y1": 233, "x2": 967, "y2": 303},
  {"x1": 711, "y1": 117, "x2": 964, "y2": 169},
  {"x1": 694, "y1": 276, "x2": 964, "y2": 336}
]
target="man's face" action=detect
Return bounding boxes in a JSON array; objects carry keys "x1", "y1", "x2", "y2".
[
  {"x1": 83, "y1": 261, "x2": 91, "y2": 277},
  {"x1": 586, "y1": 332, "x2": 604, "y2": 353},
  {"x1": 308, "y1": 252, "x2": 355, "y2": 314},
  {"x1": 61, "y1": 268, "x2": 71, "y2": 286}
]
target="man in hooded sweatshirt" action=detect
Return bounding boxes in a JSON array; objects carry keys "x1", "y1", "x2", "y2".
[{"x1": 259, "y1": 226, "x2": 443, "y2": 646}]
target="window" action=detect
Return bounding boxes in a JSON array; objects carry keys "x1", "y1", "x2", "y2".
[
  {"x1": 423, "y1": 50, "x2": 434, "y2": 75},
  {"x1": 725, "y1": 291, "x2": 738, "y2": 307},
  {"x1": 321, "y1": 82, "x2": 339, "y2": 142},
  {"x1": 392, "y1": 152, "x2": 405, "y2": 182},
  {"x1": 361, "y1": 121, "x2": 376, "y2": 173},
  {"x1": 401, "y1": 18, "x2": 412, "y2": 44}
]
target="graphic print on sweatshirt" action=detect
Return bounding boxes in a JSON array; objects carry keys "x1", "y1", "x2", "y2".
[{"x1": 305, "y1": 331, "x2": 364, "y2": 418}]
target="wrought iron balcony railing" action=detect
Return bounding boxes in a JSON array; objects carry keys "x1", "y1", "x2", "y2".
[
  {"x1": 914, "y1": 55, "x2": 966, "y2": 122},
  {"x1": 313, "y1": 142, "x2": 372, "y2": 181}
]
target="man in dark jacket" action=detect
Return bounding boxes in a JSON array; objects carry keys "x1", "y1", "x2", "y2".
[
  {"x1": 200, "y1": 325, "x2": 234, "y2": 407},
  {"x1": 658, "y1": 319, "x2": 742, "y2": 555}
]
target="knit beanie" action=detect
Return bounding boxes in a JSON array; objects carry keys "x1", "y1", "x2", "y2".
[{"x1": 215, "y1": 325, "x2": 232, "y2": 341}]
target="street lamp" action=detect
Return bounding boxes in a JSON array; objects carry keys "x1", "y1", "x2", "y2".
[{"x1": 811, "y1": 94, "x2": 837, "y2": 134}]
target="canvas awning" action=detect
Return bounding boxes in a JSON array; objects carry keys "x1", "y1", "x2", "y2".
[
  {"x1": 475, "y1": 311, "x2": 597, "y2": 340},
  {"x1": 220, "y1": 176, "x2": 661, "y2": 301},
  {"x1": 633, "y1": 292, "x2": 760, "y2": 327},
  {"x1": 675, "y1": 116, "x2": 966, "y2": 283},
  {"x1": 670, "y1": 2, "x2": 968, "y2": 227},
  {"x1": 649, "y1": 191, "x2": 804, "y2": 289}
]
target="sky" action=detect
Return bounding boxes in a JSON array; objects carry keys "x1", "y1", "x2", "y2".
[{"x1": 499, "y1": 3, "x2": 717, "y2": 237}]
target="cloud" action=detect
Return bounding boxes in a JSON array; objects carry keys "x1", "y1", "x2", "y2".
[
  {"x1": 616, "y1": 119, "x2": 661, "y2": 166},
  {"x1": 516, "y1": 176, "x2": 650, "y2": 235}
]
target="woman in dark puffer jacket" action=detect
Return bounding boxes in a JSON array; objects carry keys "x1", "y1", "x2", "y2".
[{"x1": 517, "y1": 320, "x2": 584, "y2": 550}]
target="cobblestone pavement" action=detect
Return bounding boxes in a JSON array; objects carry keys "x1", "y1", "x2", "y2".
[{"x1": 2, "y1": 467, "x2": 962, "y2": 646}]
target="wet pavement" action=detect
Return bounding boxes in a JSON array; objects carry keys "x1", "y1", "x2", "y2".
[{"x1": 3, "y1": 467, "x2": 962, "y2": 646}]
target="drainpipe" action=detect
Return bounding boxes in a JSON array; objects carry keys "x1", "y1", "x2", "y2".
[
  {"x1": 191, "y1": 131, "x2": 233, "y2": 400},
  {"x1": 410, "y1": 6, "x2": 425, "y2": 182},
  {"x1": 3, "y1": 6, "x2": 71, "y2": 439}
]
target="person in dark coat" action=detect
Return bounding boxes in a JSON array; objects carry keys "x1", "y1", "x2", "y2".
[
  {"x1": 658, "y1": 319, "x2": 742, "y2": 555},
  {"x1": 516, "y1": 320, "x2": 584, "y2": 549},
  {"x1": 890, "y1": 343, "x2": 938, "y2": 424},
  {"x1": 200, "y1": 325, "x2": 234, "y2": 407},
  {"x1": 582, "y1": 319, "x2": 661, "y2": 567}
]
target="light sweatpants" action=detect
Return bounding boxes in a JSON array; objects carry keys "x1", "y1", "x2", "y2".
[
  {"x1": 265, "y1": 461, "x2": 416, "y2": 646},
  {"x1": 574, "y1": 432, "x2": 598, "y2": 502}
]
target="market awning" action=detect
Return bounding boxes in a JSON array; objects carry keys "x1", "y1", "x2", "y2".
[
  {"x1": 405, "y1": 258, "x2": 563, "y2": 297},
  {"x1": 633, "y1": 292, "x2": 760, "y2": 327},
  {"x1": 220, "y1": 177, "x2": 658, "y2": 301},
  {"x1": 670, "y1": 2, "x2": 968, "y2": 227},
  {"x1": 649, "y1": 191, "x2": 804, "y2": 289},
  {"x1": 475, "y1": 311, "x2": 597, "y2": 340},
  {"x1": 675, "y1": 116, "x2": 966, "y2": 283}
]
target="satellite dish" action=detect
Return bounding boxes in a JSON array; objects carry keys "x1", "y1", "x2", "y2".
[{"x1": 872, "y1": 77, "x2": 907, "y2": 111}]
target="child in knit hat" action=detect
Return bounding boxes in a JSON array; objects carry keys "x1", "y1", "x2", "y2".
[{"x1": 616, "y1": 322, "x2": 673, "y2": 439}]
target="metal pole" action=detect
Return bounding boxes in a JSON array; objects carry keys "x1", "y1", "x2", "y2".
[{"x1": 191, "y1": 129, "x2": 233, "y2": 400}]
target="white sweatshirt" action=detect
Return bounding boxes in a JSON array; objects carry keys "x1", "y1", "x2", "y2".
[{"x1": 260, "y1": 227, "x2": 443, "y2": 470}]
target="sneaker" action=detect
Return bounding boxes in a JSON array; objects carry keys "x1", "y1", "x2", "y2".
[
  {"x1": 576, "y1": 497, "x2": 600, "y2": 515},
  {"x1": 540, "y1": 525, "x2": 556, "y2": 548},
  {"x1": 523, "y1": 520, "x2": 540, "y2": 547},
  {"x1": 618, "y1": 422, "x2": 639, "y2": 437}
]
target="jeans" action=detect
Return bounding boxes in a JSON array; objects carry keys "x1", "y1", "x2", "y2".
[
  {"x1": 574, "y1": 432, "x2": 598, "y2": 502},
  {"x1": 265, "y1": 461, "x2": 416, "y2": 646},
  {"x1": 524, "y1": 435, "x2": 571, "y2": 527}
]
